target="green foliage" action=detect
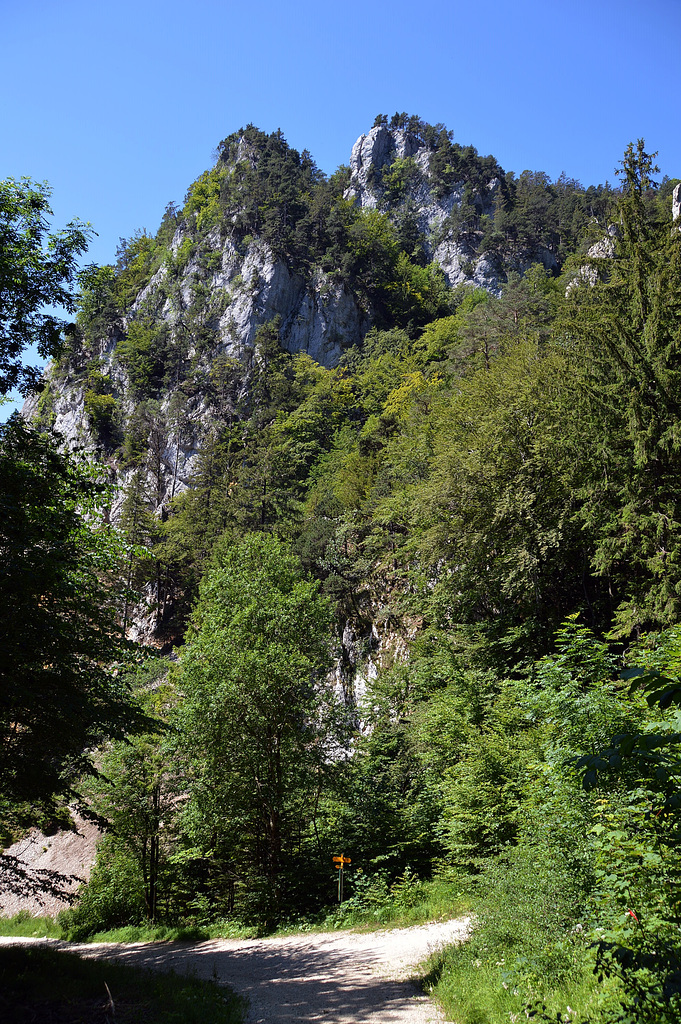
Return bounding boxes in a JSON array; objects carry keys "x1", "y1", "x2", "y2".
[
  {"x1": 75, "y1": 264, "x2": 120, "y2": 345},
  {"x1": 175, "y1": 533, "x2": 342, "y2": 920},
  {"x1": 217, "y1": 125, "x2": 326, "y2": 267},
  {"x1": 0, "y1": 177, "x2": 91, "y2": 395},
  {"x1": 565, "y1": 141, "x2": 681, "y2": 633},
  {"x1": 83, "y1": 366, "x2": 119, "y2": 443},
  {"x1": 569, "y1": 630, "x2": 681, "y2": 1022},
  {"x1": 66, "y1": 662, "x2": 187, "y2": 937},
  {"x1": 59, "y1": 836, "x2": 146, "y2": 940},
  {"x1": 183, "y1": 165, "x2": 227, "y2": 233},
  {"x1": 0, "y1": 416, "x2": 151, "y2": 829},
  {"x1": 408, "y1": 337, "x2": 593, "y2": 654},
  {"x1": 381, "y1": 156, "x2": 421, "y2": 204},
  {"x1": 34, "y1": 378, "x2": 56, "y2": 429},
  {"x1": 114, "y1": 230, "x2": 162, "y2": 309},
  {"x1": 426, "y1": 862, "x2": 607, "y2": 1024},
  {"x1": 116, "y1": 318, "x2": 168, "y2": 396},
  {"x1": 425, "y1": 124, "x2": 505, "y2": 201},
  {"x1": 0, "y1": 913, "x2": 60, "y2": 938}
]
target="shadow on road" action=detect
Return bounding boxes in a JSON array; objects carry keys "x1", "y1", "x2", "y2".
[{"x1": 76, "y1": 936, "x2": 436, "y2": 1023}]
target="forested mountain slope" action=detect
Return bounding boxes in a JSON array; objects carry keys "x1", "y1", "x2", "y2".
[{"x1": 26, "y1": 115, "x2": 626, "y2": 647}]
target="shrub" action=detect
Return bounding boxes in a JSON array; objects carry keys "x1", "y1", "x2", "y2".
[{"x1": 59, "y1": 837, "x2": 145, "y2": 940}]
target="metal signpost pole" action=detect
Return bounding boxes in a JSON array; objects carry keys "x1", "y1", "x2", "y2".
[{"x1": 333, "y1": 854, "x2": 351, "y2": 903}]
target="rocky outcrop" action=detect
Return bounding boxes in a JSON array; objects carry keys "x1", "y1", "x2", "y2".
[
  {"x1": 349, "y1": 126, "x2": 425, "y2": 195},
  {"x1": 566, "y1": 224, "x2": 620, "y2": 294},
  {"x1": 345, "y1": 125, "x2": 557, "y2": 295},
  {"x1": 346, "y1": 126, "x2": 471, "y2": 252},
  {"x1": 0, "y1": 809, "x2": 100, "y2": 917},
  {"x1": 210, "y1": 238, "x2": 364, "y2": 368}
]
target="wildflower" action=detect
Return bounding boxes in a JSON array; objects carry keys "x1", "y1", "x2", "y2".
[{"x1": 626, "y1": 909, "x2": 639, "y2": 923}]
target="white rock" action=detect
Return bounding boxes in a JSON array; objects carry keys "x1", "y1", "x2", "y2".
[{"x1": 673, "y1": 183, "x2": 681, "y2": 223}]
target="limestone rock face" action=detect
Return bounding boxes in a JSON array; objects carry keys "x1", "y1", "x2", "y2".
[
  {"x1": 349, "y1": 126, "x2": 421, "y2": 192},
  {"x1": 346, "y1": 126, "x2": 468, "y2": 238},
  {"x1": 208, "y1": 238, "x2": 364, "y2": 369},
  {"x1": 345, "y1": 126, "x2": 555, "y2": 295},
  {"x1": 285, "y1": 269, "x2": 365, "y2": 365},
  {"x1": 673, "y1": 182, "x2": 681, "y2": 223},
  {"x1": 565, "y1": 224, "x2": 619, "y2": 294}
]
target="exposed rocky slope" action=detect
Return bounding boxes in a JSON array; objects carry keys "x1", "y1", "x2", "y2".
[
  {"x1": 30, "y1": 124, "x2": 563, "y2": 508},
  {"x1": 346, "y1": 123, "x2": 557, "y2": 290},
  {"x1": 0, "y1": 811, "x2": 100, "y2": 917}
]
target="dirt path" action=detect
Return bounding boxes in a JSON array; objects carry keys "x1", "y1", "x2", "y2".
[{"x1": 2, "y1": 918, "x2": 470, "y2": 1023}]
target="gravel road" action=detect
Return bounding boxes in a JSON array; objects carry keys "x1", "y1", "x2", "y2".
[{"x1": 2, "y1": 917, "x2": 470, "y2": 1023}]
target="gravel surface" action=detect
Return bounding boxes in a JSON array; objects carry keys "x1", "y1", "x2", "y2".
[{"x1": 1, "y1": 918, "x2": 470, "y2": 1023}]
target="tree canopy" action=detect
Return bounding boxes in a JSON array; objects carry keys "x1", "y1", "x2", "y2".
[
  {"x1": 175, "y1": 533, "x2": 341, "y2": 917},
  {"x1": 0, "y1": 178, "x2": 149, "y2": 837},
  {"x1": 0, "y1": 178, "x2": 91, "y2": 395}
]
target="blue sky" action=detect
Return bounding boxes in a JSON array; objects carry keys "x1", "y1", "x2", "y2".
[{"x1": 2, "y1": 0, "x2": 680, "y2": 414}]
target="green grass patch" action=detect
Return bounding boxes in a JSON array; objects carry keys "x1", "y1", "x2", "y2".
[
  {"x1": 0, "y1": 944, "x2": 245, "y2": 1024},
  {"x1": 0, "y1": 911, "x2": 61, "y2": 937},
  {"x1": 83, "y1": 919, "x2": 258, "y2": 943},
  {"x1": 422, "y1": 939, "x2": 624, "y2": 1024},
  {"x1": 414, "y1": 848, "x2": 630, "y2": 1024}
]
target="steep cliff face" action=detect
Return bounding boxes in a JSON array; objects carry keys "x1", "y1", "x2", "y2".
[
  {"x1": 156, "y1": 230, "x2": 366, "y2": 370},
  {"x1": 346, "y1": 124, "x2": 558, "y2": 291},
  {"x1": 347, "y1": 124, "x2": 497, "y2": 289}
]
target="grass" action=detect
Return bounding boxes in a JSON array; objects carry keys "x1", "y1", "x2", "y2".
[
  {"x1": 410, "y1": 849, "x2": 630, "y2": 1024},
  {"x1": 84, "y1": 919, "x2": 259, "y2": 943},
  {"x1": 0, "y1": 944, "x2": 246, "y2": 1024},
  {"x1": 0, "y1": 911, "x2": 61, "y2": 937},
  {"x1": 421, "y1": 939, "x2": 625, "y2": 1024},
  {"x1": 0, "y1": 913, "x2": 259, "y2": 943},
  {"x1": 316, "y1": 873, "x2": 471, "y2": 932}
]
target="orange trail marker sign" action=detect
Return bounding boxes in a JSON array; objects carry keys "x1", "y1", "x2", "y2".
[{"x1": 332, "y1": 855, "x2": 351, "y2": 901}]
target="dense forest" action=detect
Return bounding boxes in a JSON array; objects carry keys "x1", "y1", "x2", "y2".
[{"x1": 3, "y1": 117, "x2": 681, "y2": 1023}]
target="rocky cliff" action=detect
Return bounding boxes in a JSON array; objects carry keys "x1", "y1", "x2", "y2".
[{"x1": 30, "y1": 121, "x2": 565, "y2": 487}]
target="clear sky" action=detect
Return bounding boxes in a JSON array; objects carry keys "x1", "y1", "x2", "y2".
[{"x1": 2, "y1": 0, "x2": 680, "y2": 414}]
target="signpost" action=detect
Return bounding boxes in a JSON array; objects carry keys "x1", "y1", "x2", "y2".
[{"x1": 332, "y1": 854, "x2": 351, "y2": 903}]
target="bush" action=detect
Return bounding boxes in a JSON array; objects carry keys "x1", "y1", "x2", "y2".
[
  {"x1": 59, "y1": 837, "x2": 145, "y2": 940},
  {"x1": 426, "y1": 841, "x2": 602, "y2": 1024}
]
